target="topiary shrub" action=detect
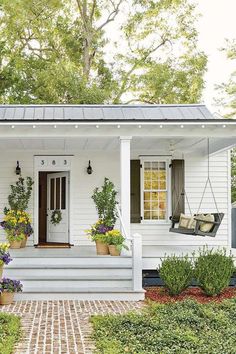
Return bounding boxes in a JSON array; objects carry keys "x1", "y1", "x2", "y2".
[
  {"x1": 92, "y1": 178, "x2": 118, "y2": 227},
  {"x1": 194, "y1": 247, "x2": 235, "y2": 296},
  {"x1": 159, "y1": 255, "x2": 193, "y2": 295},
  {"x1": 5, "y1": 176, "x2": 34, "y2": 213}
]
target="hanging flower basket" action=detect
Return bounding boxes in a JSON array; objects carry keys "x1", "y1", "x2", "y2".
[{"x1": 51, "y1": 210, "x2": 62, "y2": 225}]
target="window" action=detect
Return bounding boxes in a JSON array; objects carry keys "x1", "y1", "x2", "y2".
[{"x1": 142, "y1": 160, "x2": 168, "y2": 221}]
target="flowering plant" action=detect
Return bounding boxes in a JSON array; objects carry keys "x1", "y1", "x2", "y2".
[
  {"x1": 0, "y1": 210, "x2": 33, "y2": 242},
  {"x1": 0, "y1": 278, "x2": 23, "y2": 293},
  {"x1": 0, "y1": 243, "x2": 12, "y2": 266},
  {"x1": 104, "y1": 229, "x2": 128, "y2": 252},
  {"x1": 86, "y1": 219, "x2": 113, "y2": 242}
]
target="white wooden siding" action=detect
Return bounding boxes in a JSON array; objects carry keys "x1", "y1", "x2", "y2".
[
  {"x1": 0, "y1": 149, "x2": 230, "y2": 248},
  {"x1": 132, "y1": 151, "x2": 230, "y2": 247}
]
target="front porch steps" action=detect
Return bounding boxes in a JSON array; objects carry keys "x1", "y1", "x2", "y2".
[{"x1": 4, "y1": 254, "x2": 145, "y2": 301}]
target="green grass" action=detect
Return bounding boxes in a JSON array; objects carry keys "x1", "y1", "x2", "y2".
[
  {"x1": 91, "y1": 299, "x2": 236, "y2": 354},
  {"x1": 0, "y1": 313, "x2": 21, "y2": 354}
]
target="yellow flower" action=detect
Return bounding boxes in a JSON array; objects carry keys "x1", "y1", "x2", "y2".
[
  {"x1": 0, "y1": 242, "x2": 10, "y2": 251},
  {"x1": 106, "y1": 229, "x2": 122, "y2": 237}
]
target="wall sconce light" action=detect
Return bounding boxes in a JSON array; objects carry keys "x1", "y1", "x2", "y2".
[
  {"x1": 15, "y1": 161, "x2": 21, "y2": 175},
  {"x1": 87, "y1": 160, "x2": 93, "y2": 175}
]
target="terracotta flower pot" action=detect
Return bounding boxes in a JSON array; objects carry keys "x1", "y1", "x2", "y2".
[
  {"x1": 0, "y1": 266, "x2": 3, "y2": 280},
  {"x1": 0, "y1": 292, "x2": 14, "y2": 305},
  {"x1": 20, "y1": 235, "x2": 28, "y2": 248},
  {"x1": 108, "y1": 245, "x2": 121, "y2": 256},
  {"x1": 95, "y1": 240, "x2": 109, "y2": 255},
  {"x1": 9, "y1": 240, "x2": 22, "y2": 249}
]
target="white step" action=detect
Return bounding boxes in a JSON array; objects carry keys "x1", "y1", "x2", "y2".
[
  {"x1": 4, "y1": 267, "x2": 132, "y2": 277},
  {"x1": 9, "y1": 257, "x2": 132, "y2": 266},
  {"x1": 21, "y1": 279, "x2": 132, "y2": 288},
  {"x1": 14, "y1": 288, "x2": 145, "y2": 301},
  {"x1": 15, "y1": 275, "x2": 132, "y2": 281}
]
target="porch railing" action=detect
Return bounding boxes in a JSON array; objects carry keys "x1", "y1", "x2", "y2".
[{"x1": 116, "y1": 204, "x2": 143, "y2": 292}]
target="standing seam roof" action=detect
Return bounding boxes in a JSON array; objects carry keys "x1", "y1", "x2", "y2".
[{"x1": 0, "y1": 104, "x2": 216, "y2": 121}]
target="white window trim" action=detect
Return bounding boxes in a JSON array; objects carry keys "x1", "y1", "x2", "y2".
[{"x1": 140, "y1": 156, "x2": 171, "y2": 224}]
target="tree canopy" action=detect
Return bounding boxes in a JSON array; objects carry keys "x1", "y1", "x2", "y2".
[
  {"x1": 0, "y1": 0, "x2": 207, "y2": 104},
  {"x1": 216, "y1": 40, "x2": 236, "y2": 118}
]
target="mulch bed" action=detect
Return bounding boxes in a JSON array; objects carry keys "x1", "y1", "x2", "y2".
[{"x1": 145, "y1": 286, "x2": 236, "y2": 304}]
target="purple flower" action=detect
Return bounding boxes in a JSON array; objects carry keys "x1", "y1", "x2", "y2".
[
  {"x1": 1, "y1": 253, "x2": 12, "y2": 265},
  {"x1": 0, "y1": 250, "x2": 12, "y2": 265},
  {"x1": 97, "y1": 224, "x2": 113, "y2": 234},
  {"x1": 0, "y1": 278, "x2": 23, "y2": 293}
]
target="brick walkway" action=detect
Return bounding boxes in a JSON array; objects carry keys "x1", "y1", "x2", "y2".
[{"x1": 0, "y1": 300, "x2": 143, "y2": 354}]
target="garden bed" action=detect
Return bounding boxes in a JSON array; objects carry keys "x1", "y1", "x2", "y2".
[
  {"x1": 0, "y1": 312, "x2": 21, "y2": 354},
  {"x1": 91, "y1": 299, "x2": 236, "y2": 354},
  {"x1": 145, "y1": 286, "x2": 236, "y2": 303}
]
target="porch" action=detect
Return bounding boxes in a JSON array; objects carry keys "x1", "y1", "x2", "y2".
[
  {"x1": 0, "y1": 103, "x2": 235, "y2": 300},
  {"x1": 0, "y1": 134, "x2": 233, "y2": 249}
]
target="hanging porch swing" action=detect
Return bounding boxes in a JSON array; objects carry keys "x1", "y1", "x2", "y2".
[{"x1": 169, "y1": 139, "x2": 224, "y2": 237}]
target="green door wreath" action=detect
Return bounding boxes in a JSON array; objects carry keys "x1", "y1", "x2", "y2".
[{"x1": 51, "y1": 210, "x2": 62, "y2": 225}]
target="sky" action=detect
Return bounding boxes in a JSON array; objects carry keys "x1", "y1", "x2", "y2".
[{"x1": 197, "y1": 0, "x2": 236, "y2": 113}]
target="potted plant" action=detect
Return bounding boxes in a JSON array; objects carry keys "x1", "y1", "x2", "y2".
[
  {"x1": 0, "y1": 243, "x2": 12, "y2": 278},
  {"x1": 1, "y1": 176, "x2": 34, "y2": 248},
  {"x1": 105, "y1": 229, "x2": 128, "y2": 256},
  {"x1": 87, "y1": 178, "x2": 119, "y2": 255},
  {"x1": 86, "y1": 220, "x2": 113, "y2": 255},
  {"x1": 0, "y1": 278, "x2": 23, "y2": 305},
  {"x1": 0, "y1": 210, "x2": 33, "y2": 249}
]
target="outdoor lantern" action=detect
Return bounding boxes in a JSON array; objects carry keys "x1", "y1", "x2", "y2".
[
  {"x1": 15, "y1": 161, "x2": 21, "y2": 175},
  {"x1": 87, "y1": 160, "x2": 93, "y2": 175}
]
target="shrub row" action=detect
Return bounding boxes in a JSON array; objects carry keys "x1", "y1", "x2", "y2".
[{"x1": 159, "y1": 247, "x2": 235, "y2": 296}]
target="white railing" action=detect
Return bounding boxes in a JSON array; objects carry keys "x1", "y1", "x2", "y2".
[
  {"x1": 116, "y1": 204, "x2": 143, "y2": 292},
  {"x1": 116, "y1": 204, "x2": 132, "y2": 241}
]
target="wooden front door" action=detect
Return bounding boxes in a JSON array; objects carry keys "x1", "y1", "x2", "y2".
[{"x1": 47, "y1": 172, "x2": 69, "y2": 243}]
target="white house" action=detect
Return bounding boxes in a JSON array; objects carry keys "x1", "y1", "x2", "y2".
[{"x1": 1, "y1": 103, "x2": 235, "y2": 300}]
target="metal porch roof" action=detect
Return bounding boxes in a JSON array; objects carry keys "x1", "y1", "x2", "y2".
[{"x1": 0, "y1": 104, "x2": 216, "y2": 122}]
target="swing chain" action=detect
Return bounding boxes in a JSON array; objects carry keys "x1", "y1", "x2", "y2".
[{"x1": 196, "y1": 138, "x2": 222, "y2": 220}]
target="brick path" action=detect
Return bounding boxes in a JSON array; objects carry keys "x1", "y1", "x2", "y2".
[{"x1": 0, "y1": 300, "x2": 143, "y2": 354}]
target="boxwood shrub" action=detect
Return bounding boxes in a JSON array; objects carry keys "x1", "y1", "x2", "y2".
[
  {"x1": 159, "y1": 255, "x2": 193, "y2": 295},
  {"x1": 194, "y1": 247, "x2": 235, "y2": 296}
]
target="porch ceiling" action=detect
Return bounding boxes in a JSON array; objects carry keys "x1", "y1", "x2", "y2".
[{"x1": 0, "y1": 136, "x2": 234, "y2": 155}]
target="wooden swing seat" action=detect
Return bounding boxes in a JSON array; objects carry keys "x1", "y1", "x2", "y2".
[{"x1": 169, "y1": 213, "x2": 224, "y2": 237}]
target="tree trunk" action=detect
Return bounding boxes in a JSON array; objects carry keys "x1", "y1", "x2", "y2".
[{"x1": 82, "y1": 35, "x2": 92, "y2": 79}]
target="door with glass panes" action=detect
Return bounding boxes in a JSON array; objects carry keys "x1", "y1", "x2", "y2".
[{"x1": 47, "y1": 172, "x2": 69, "y2": 243}]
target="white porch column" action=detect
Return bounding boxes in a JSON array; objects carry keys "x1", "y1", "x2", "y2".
[{"x1": 120, "y1": 136, "x2": 132, "y2": 238}]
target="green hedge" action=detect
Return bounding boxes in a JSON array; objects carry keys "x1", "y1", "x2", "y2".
[
  {"x1": 158, "y1": 248, "x2": 235, "y2": 296},
  {"x1": 0, "y1": 313, "x2": 21, "y2": 354},
  {"x1": 91, "y1": 299, "x2": 236, "y2": 354},
  {"x1": 159, "y1": 255, "x2": 193, "y2": 295}
]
